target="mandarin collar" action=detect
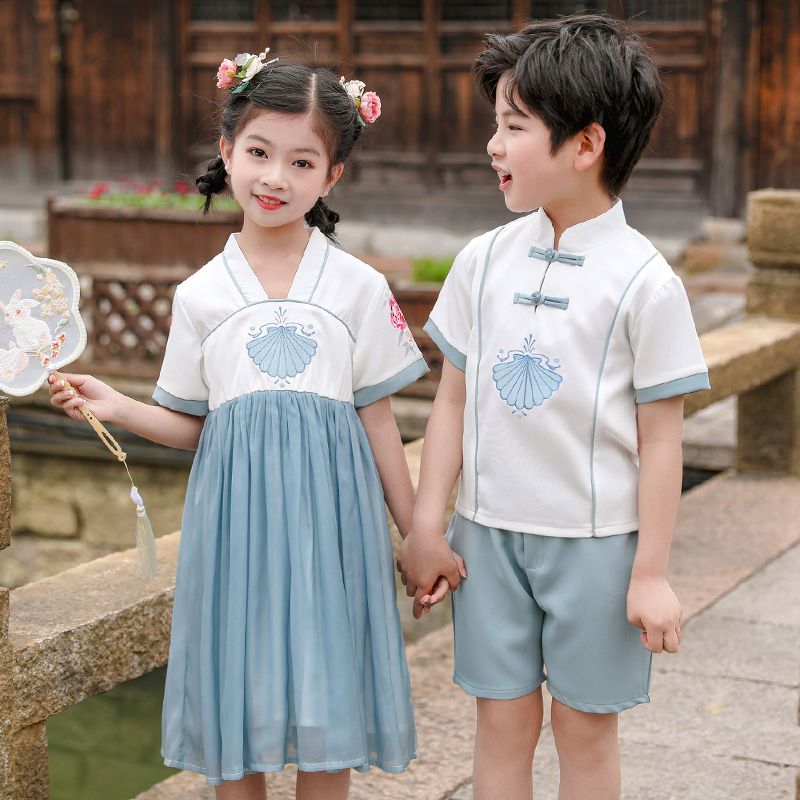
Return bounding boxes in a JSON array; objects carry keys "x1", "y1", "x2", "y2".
[{"x1": 529, "y1": 200, "x2": 627, "y2": 256}]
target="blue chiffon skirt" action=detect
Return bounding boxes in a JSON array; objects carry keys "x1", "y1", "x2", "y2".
[{"x1": 161, "y1": 390, "x2": 416, "y2": 784}]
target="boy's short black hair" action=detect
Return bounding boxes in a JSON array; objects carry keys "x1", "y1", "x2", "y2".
[{"x1": 473, "y1": 13, "x2": 663, "y2": 196}]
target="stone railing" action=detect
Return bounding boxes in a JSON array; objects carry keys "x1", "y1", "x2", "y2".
[{"x1": 2, "y1": 190, "x2": 800, "y2": 799}]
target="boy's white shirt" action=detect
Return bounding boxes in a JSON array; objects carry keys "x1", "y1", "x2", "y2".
[
  {"x1": 425, "y1": 200, "x2": 709, "y2": 538},
  {"x1": 154, "y1": 226, "x2": 428, "y2": 415}
]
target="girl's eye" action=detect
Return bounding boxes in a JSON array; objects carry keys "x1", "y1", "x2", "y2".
[
  {"x1": 249, "y1": 148, "x2": 267, "y2": 158},
  {"x1": 294, "y1": 159, "x2": 312, "y2": 169}
]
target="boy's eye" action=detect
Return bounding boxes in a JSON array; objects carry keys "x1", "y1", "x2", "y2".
[{"x1": 294, "y1": 159, "x2": 313, "y2": 169}]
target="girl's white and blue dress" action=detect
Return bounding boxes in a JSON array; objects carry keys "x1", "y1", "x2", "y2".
[{"x1": 153, "y1": 227, "x2": 426, "y2": 784}]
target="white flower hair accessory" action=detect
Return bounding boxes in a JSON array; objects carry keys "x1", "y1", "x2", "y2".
[
  {"x1": 216, "y1": 48, "x2": 279, "y2": 94},
  {"x1": 339, "y1": 76, "x2": 382, "y2": 125}
]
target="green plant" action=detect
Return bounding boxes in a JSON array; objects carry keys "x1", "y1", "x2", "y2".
[{"x1": 411, "y1": 256, "x2": 454, "y2": 284}]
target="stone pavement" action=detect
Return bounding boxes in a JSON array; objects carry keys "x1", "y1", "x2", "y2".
[{"x1": 135, "y1": 470, "x2": 800, "y2": 800}]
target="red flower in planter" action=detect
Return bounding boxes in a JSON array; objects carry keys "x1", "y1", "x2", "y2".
[
  {"x1": 88, "y1": 182, "x2": 110, "y2": 199},
  {"x1": 389, "y1": 296, "x2": 407, "y2": 330},
  {"x1": 173, "y1": 179, "x2": 191, "y2": 195}
]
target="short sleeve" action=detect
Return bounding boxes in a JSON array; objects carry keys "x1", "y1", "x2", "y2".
[
  {"x1": 352, "y1": 277, "x2": 429, "y2": 407},
  {"x1": 631, "y1": 275, "x2": 710, "y2": 404},
  {"x1": 422, "y1": 240, "x2": 477, "y2": 371},
  {"x1": 152, "y1": 288, "x2": 209, "y2": 416}
]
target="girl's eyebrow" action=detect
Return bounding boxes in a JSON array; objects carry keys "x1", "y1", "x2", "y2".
[{"x1": 245, "y1": 134, "x2": 321, "y2": 156}]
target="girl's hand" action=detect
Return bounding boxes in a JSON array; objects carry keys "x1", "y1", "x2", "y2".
[
  {"x1": 627, "y1": 574, "x2": 682, "y2": 654},
  {"x1": 48, "y1": 373, "x2": 120, "y2": 424},
  {"x1": 417, "y1": 551, "x2": 467, "y2": 614}
]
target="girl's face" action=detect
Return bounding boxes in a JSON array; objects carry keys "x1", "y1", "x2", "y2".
[{"x1": 220, "y1": 110, "x2": 343, "y2": 231}]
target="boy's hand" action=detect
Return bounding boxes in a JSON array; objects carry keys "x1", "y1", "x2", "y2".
[
  {"x1": 48, "y1": 373, "x2": 120, "y2": 424},
  {"x1": 627, "y1": 575, "x2": 682, "y2": 654},
  {"x1": 397, "y1": 531, "x2": 466, "y2": 618}
]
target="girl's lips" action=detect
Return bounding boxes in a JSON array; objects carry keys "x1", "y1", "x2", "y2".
[{"x1": 255, "y1": 195, "x2": 286, "y2": 211}]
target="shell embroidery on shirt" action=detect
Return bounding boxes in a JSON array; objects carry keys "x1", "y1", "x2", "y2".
[
  {"x1": 385, "y1": 289, "x2": 419, "y2": 357},
  {"x1": 492, "y1": 335, "x2": 563, "y2": 416},
  {"x1": 246, "y1": 306, "x2": 318, "y2": 388}
]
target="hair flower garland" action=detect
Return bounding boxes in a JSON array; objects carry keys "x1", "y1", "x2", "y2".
[
  {"x1": 339, "y1": 77, "x2": 382, "y2": 125},
  {"x1": 216, "y1": 48, "x2": 279, "y2": 93}
]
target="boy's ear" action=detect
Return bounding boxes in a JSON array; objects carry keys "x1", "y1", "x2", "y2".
[{"x1": 574, "y1": 122, "x2": 606, "y2": 173}]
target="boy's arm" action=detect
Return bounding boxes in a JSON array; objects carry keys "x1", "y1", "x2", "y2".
[
  {"x1": 357, "y1": 396, "x2": 415, "y2": 539},
  {"x1": 628, "y1": 394, "x2": 684, "y2": 654},
  {"x1": 398, "y1": 360, "x2": 468, "y2": 618}
]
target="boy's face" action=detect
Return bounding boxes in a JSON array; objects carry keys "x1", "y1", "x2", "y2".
[{"x1": 487, "y1": 75, "x2": 575, "y2": 214}]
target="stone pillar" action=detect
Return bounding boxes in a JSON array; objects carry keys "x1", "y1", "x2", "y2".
[
  {"x1": 0, "y1": 396, "x2": 14, "y2": 800},
  {"x1": 0, "y1": 398, "x2": 49, "y2": 800},
  {"x1": 738, "y1": 191, "x2": 800, "y2": 474}
]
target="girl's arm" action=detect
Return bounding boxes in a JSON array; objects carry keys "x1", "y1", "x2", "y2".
[
  {"x1": 49, "y1": 373, "x2": 205, "y2": 451},
  {"x1": 627, "y1": 394, "x2": 684, "y2": 654},
  {"x1": 357, "y1": 396, "x2": 415, "y2": 539},
  {"x1": 397, "y1": 360, "x2": 467, "y2": 617}
]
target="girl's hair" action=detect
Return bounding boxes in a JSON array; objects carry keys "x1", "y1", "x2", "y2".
[{"x1": 197, "y1": 62, "x2": 364, "y2": 237}]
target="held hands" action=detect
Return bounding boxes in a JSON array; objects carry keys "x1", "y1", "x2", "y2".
[
  {"x1": 397, "y1": 529, "x2": 467, "y2": 619},
  {"x1": 627, "y1": 574, "x2": 682, "y2": 654},
  {"x1": 48, "y1": 373, "x2": 120, "y2": 424}
]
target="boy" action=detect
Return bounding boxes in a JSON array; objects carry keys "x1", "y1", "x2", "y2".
[{"x1": 398, "y1": 14, "x2": 709, "y2": 800}]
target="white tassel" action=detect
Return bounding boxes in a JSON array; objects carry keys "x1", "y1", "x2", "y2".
[{"x1": 131, "y1": 486, "x2": 158, "y2": 580}]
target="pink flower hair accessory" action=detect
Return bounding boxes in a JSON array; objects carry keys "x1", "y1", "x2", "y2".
[
  {"x1": 215, "y1": 48, "x2": 279, "y2": 93},
  {"x1": 339, "y1": 77, "x2": 382, "y2": 125}
]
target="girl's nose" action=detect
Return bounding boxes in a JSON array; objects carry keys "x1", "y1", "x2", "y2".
[{"x1": 261, "y1": 164, "x2": 288, "y2": 190}]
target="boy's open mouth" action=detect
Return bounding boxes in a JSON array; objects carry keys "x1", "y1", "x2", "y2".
[{"x1": 499, "y1": 172, "x2": 512, "y2": 190}]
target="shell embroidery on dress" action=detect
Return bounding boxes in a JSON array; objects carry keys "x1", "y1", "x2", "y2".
[
  {"x1": 246, "y1": 306, "x2": 318, "y2": 388},
  {"x1": 386, "y1": 290, "x2": 419, "y2": 357},
  {"x1": 492, "y1": 335, "x2": 563, "y2": 416}
]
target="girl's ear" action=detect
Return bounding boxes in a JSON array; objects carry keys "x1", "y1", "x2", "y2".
[
  {"x1": 219, "y1": 136, "x2": 232, "y2": 172},
  {"x1": 324, "y1": 163, "x2": 345, "y2": 195},
  {"x1": 574, "y1": 122, "x2": 606, "y2": 173}
]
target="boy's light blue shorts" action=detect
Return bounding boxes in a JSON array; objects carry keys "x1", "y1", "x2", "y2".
[{"x1": 445, "y1": 513, "x2": 652, "y2": 714}]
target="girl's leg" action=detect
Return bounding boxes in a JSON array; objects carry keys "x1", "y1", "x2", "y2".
[
  {"x1": 550, "y1": 699, "x2": 620, "y2": 800},
  {"x1": 214, "y1": 773, "x2": 267, "y2": 800},
  {"x1": 295, "y1": 769, "x2": 350, "y2": 800},
  {"x1": 473, "y1": 689, "x2": 543, "y2": 800}
]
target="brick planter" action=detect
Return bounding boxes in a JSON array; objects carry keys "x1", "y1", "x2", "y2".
[{"x1": 47, "y1": 195, "x2": 242, "y2": 268}]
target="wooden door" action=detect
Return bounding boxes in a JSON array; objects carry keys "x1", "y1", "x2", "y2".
[{"x1": 57, "y1": 0, "x2": 177, "y2": 179}]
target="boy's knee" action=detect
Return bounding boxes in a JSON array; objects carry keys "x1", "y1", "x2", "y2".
[
  {"x1": 476, "y1": 690, "x2": 543, "y2": 744},
  {"x1": 551, "y1": 700, "x2": 618, "y2": 758}
]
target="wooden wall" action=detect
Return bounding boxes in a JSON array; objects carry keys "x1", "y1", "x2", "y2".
[{"x1": 1, "y1": 0, "x2": 798, "y2": 218}]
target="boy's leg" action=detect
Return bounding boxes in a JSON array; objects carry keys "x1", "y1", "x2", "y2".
[
  {"x1": 474, "y1": 689, "x2": 543, "y2": 800},
  {"x1": 215, "y1": 773, "x2": 267, "y2": 800},
  {"x1": 550, "y1": 700, "x2": 620, "y2": 800},
  {"x1": 295, "y1": 769, "x2": 350, "y2": 800}
]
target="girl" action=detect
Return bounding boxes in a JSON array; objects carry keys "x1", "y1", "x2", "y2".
[{"x1": 49, "y1": 53, "x2": 428, "y2": 800}]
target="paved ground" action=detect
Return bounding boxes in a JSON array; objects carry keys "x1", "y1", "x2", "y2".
[{"x1": 135, "y1": 470, "x2": 800, "y2": 800}]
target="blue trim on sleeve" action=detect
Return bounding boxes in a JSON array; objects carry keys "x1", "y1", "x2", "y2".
[
  {"x1": 423, "y1": 318, "x2": 467, "y2": 372},
  {"x1": 353, "y1": 357, "x2": 429, "y2": 407},
  {"x1": 635, "y1": 372, "x2": 710, "y2": 404},
  {"x1": 153, "y1": 386, "x2": 209, "y2": 416}
]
